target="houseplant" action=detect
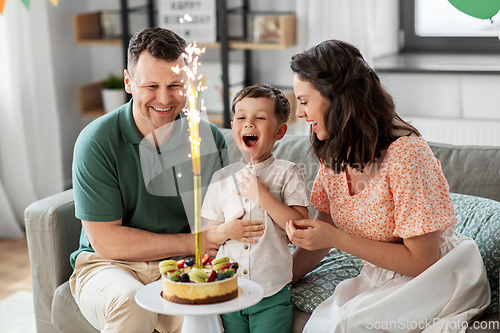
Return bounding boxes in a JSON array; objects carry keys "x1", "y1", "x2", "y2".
[{"x1": 101, "y1": 73, "x2": 126, "y2": 113}]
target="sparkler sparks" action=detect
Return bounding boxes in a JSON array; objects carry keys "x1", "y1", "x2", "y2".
[
  {"x1": 179, "y1": 14, "x2": 193, "y2": 23},
  {"x1": 175, "y1": 43, "x2": 207, "y2": 268}
]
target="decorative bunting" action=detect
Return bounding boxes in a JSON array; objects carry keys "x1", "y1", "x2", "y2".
[
  {"x1": 0, "y1": 0, "x2": 58, "y2": 15},
  {"x1": 20, "y1": 0, "x2": 30, "y2": 10}
]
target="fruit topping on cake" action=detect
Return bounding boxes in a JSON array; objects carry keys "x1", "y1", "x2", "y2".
[
  {"x1": 159, "y1": 260, "x2": 178, "y2": 275},
  {"x1": 159, "y1": 256, "x2": 238, "y2": 283}
]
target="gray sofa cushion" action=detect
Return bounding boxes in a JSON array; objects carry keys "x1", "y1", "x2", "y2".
[
  {"x1": 291, "y1": 193, "x2": 500, "y2": 315},
  {"x1": 429, "y1": 142, "x2": 500, "y2": 203},
  {"x1": 52, "y1": 282, "x2": 98, "y2": 333}
]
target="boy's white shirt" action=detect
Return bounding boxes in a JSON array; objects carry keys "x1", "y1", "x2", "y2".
[{"x1": 201, "y1": 154, "x2": 309, "y2": 297}]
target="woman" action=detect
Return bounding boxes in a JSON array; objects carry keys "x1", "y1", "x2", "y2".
[{"x1": 286, "y1": 40, "x2": 490, "y2": 333}]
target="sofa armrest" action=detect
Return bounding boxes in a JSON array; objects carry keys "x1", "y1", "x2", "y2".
[{"x1": 25, "y1": 189, "x2": 81, "y2": 333}]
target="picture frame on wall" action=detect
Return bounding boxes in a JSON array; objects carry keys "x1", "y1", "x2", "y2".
[{"x1": 158, "y1": 0, "x2": 217, "y2": 44}]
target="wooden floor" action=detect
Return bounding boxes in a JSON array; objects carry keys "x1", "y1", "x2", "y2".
[{"x1": 0, "y1": 236, "x2": 32, "y2": 300}]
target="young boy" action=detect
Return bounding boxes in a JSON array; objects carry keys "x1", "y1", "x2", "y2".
[{"x1": 201, "y1": 84, "x2": 309, "y2": 333}]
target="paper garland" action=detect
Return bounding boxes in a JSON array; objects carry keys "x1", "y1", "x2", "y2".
[
  {"x1": 20, "y1": 0, "x2": 30, "y2": 9},
  {"x1": 0, "y1": 0, "x2": 59, "y2": 14}
]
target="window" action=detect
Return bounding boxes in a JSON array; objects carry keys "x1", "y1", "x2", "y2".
[{"x1": 401, "y1": 0, "x2": 500, "y2": 53}]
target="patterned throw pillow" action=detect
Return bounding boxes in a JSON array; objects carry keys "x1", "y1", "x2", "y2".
[
  {"x1": 450, "y1": 193, "x2": 500, "y2": 315},
  {"x1": 291, "y1": 193, "x2": 500, "y2": 315},
  {"x1": 290, "y1": 246, "x2": 362, "y2": 313}
]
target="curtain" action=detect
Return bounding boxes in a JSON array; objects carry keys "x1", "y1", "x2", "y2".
[
  {"x1": 295, "y1": 0, "x2": 400, "y2": 66},
  {"x1": 0, "y1": 0, "x2": 64, "y2": 237}
]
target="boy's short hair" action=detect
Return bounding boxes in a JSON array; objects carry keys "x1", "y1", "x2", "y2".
[
  {"x1": 231, "y1": 83, "x2": 291, "y2": 124},
  {"x1": 127, "y1": 27, "x2": 186, "y2": 77}
]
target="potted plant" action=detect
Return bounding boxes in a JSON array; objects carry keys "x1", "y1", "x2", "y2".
[{"x1": 101, "y1": 73, "x2": 126, "y2": 113}]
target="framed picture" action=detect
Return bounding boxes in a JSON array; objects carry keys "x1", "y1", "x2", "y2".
[
  {"x1": 250, "y1": 14, "x2": 281, "y2": 43},
  {"x1": 158, "y1": 0, "x2": 217, "y2": 44}
]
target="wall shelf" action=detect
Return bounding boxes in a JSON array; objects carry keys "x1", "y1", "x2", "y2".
[
  {"x1": 78, "y1": 81, "x2": 105, "y2": 117},
  {"x1": 73, "y1": 12, "x2": 122, "y2": 46},
  {"x1": 73, "y1": 12, "x2": 295, "y2": 50},
  {"x1": 200, "y1": 14, "x2": 296, "y2": 50}
]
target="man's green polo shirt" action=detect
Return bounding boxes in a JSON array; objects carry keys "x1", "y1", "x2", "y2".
[{"x1": 71, "y1": 100, "x2": 228, "y2": 269}]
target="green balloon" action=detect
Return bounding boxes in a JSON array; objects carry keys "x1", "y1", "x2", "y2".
[{"x1": 448, "y1": 0, "x2": 500, "y2": 19}]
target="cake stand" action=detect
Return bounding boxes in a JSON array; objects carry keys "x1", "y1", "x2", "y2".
[{"x1": 135, "y1": 278, "x2": 264, "y2": 333}]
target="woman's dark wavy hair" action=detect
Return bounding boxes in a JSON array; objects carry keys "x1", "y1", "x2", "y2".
[{"x1": 290, "y1": 40, "x2": 420, "y2": 173}]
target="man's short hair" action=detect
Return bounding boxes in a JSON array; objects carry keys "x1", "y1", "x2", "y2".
[
  {"x1": 127, "y1": 27, "x2": 187, "y2": 77},
  {"x1": 231, "y1": 83, "x2": 291, "y2": 124}
]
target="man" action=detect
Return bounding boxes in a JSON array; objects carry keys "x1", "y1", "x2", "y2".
[{"x1": 70, "y1": 27, "x2": 228, "y2": 333}]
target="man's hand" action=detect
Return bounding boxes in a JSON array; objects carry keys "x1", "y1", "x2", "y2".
[
  {"x1": 234, "y1": 167, "x2": 267, "y2": 204},
  {"x1": 201, "y1": 231, "x2": 220, "y2": 257}
]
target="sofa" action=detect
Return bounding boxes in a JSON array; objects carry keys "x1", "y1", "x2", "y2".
[{"x1": 25, "y1": 128, "x2": 500, "y2": 333}]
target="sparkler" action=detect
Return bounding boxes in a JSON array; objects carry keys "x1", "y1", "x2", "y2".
[{"x1": 174, "y1": 42, "x2": 206, "y2": 269}]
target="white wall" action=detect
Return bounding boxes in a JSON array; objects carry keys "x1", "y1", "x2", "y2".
[
  {"x1": 379, "y1": 73, "x2": 500, "y2": 145},
  {"x1": 47, "y1": 1, "x2": 93, "y2": 188},
  {"x1": 379, "y1": 73, "x2": 500, "y2": 120}
]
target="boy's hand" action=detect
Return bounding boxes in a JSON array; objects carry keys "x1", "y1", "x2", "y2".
[
  {"x1": 222, "y1": 209, "x2": 265, "y2": 243},
  {"x1": 234, "y1": 167, "x2": 268, "y2": 204}
]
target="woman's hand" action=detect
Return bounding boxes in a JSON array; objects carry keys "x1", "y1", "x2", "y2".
[{"x1": 286, "y1": 219, "x2": 336, "y2": 251}]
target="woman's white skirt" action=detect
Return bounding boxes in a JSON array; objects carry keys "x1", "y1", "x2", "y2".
[{"x1": 303, "y1": 236, "x2": 490, "y2": 333}]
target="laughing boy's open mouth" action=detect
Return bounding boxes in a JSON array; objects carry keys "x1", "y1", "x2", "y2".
[{"x1": 243, "y1": 134, "x2": 258, "y2": 148}]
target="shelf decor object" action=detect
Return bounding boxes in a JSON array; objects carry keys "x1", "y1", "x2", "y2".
[
  {"x1": 102, "y1": 74, "x2": 126, "y2": 113},
  {"x1": 250, "y1": 14, "x2": 281, "y2": 43},
  {"x1": 231, "y1": 13, "x2": 296, "y2": 49},
  {"x1": 73, "y1": 11, "x2": 121, "y2": 45}
]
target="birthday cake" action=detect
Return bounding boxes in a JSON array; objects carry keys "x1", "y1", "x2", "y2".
[{"x1": 160, "y1": 256, "x2": 239, "y2": 305}]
